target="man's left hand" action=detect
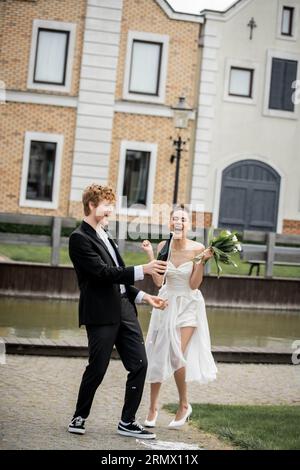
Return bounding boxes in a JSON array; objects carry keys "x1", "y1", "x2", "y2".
[{"x1": 143, "y1": 294, "x2": 167, "y2": 310}]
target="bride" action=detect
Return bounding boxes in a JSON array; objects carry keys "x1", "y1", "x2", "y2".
[{"x1": 141, "y1": 205, "x2": 217, "y2": 428}]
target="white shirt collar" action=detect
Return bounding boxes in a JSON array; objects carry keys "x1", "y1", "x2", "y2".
[{"x1": 96, "y1": 224, "x2": 108, "y2": 239}]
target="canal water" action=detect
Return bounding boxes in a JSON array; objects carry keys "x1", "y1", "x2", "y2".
[{"x1": 0, "y1": 296, "x2": 299, "y2": 349}]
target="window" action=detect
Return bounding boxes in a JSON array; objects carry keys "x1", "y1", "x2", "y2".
[
  {"x1": 281, "y1": 6, "x2": 294, "y2": 36},
  {"x1": 269, "y1": 57, "x2": 298, "y2": 111},
  {"x1": 123, "y1": 31, "x2": 169, "y2": 104},
  {"x1": 277, "y1": 1, "x2": 299, "y2": 41},
  {"x1": 223, "y1": 59, "x2": 258, "y2": 105},
  {"x1": 28, "y1": 20, "x2": 76, "y2": 92},
  {"x1": 26, "y1": 141, "x2": 57, "y2": 201},
  {"x1": 33, "y1": 29, "x2": 70, "y2": 85},
  {"x1": 129, "y1": 40, "x2": 162, "y2": 95},
  {"x1": 229, "y1": 67, "x2": 254, "y2": 98},
  {"x1": 20, "y1": 132, "x2": 64, "y2": 209},
  {"x1": 117, "y1": 141, "x2": 158, "y2": 215},
  {"x1": 122, "y1": 150, "x2": 151, "y2": 206}
]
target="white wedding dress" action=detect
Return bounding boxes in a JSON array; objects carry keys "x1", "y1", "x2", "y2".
[{"x1": 145, "y1": 260, "x2": 218, "y2": 384}]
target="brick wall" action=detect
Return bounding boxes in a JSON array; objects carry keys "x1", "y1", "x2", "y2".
[
  {"x1": 115, "y1": 0, "x2": 200, "y2": 107},
  {"x1": 0, "y1": 0, "x2": 85, "y2": 96},
  {"x1": 283, "y1": 219, "x2": 300, "y2": 235},
  {"x1": 0, "y1": 0, "x2": 86, "y2": 217},
  {"x1": 0, "y1": 102, "x2": 76, "y2": 216}
]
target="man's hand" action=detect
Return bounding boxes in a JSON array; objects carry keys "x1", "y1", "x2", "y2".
[
  {"x1": 143, "y1": 259, "x2": 167, "y2": 276},
  {"x1": 143, "y1": 294, "x2": 168, "y2": 310}
]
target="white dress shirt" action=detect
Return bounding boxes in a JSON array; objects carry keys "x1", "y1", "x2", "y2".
[{"x1": 96, "y1": 226, "x2": 145, "y2": 304}]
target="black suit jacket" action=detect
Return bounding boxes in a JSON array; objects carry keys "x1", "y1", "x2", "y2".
[{"x1": 69, "y1": 220, "x2": 140, "y2": 326}]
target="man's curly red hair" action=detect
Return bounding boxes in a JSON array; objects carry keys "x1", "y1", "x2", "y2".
[{"x1": 82, "y1": 184, "x2": 116, "y2": 216}]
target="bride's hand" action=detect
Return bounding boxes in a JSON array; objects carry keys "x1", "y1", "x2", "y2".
[
  {"x1": 142, "y1": 239, "x2": 154, "y2": 256},
  {"x1": 202, "y1": 247, "x2": 214, "y2": 261},
  {"x1": 194, "y1": 247, "x2": 214, "y2": 264}
]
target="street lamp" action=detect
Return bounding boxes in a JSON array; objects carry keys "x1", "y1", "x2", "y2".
[{"x1": 170, "y1": 96, "x2": 191, "y2": 204}]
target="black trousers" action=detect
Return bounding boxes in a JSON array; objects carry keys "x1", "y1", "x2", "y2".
[{"x1": 74, "y1": 296, "x2": 148, "y2": 423}]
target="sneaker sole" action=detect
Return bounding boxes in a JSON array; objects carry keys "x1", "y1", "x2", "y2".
[
  {"x1": 68, "y1": 427, "x2": 85, "y2": 435},
  {"x1": 117, "y1": 429, "x2": 156, "y2": 439}
]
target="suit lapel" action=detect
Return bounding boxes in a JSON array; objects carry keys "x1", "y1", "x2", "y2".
[{"x1": 80, "y1": 221, "x2": 117, "y2": 266}]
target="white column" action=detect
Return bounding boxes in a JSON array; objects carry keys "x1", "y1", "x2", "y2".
[{"x1": 70, "y1": 0, "x2": 123, "y2": 201}]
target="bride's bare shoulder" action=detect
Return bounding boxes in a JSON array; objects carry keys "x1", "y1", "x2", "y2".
[{"x1": 188, "y1": 239, "x2": 205, "y2": 253}]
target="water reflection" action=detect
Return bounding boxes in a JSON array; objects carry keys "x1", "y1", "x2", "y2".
[{"x1": 0, "y1": 296, "x2": 299, "y2": 349}]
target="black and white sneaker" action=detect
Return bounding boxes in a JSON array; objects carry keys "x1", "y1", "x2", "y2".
[
  {"x1": 68, "y1": 416, "x2": 86, "y2": 435},
  {"x1": 118, "y1": 420, "x2": 156, "y2": 439}
]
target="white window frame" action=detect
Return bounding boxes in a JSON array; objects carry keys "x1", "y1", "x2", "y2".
[
  {"x1": 123, "y1": 31, "x2": 169, "y2": 104},
  {"x1": 116, "y1": 140, "x2": 158, "y2": 216},
  {"x1": 223, "y1": 58, "x2": 259, "y2": 105},
  {"x1": 19, "y1": 131, "x2": 64, "y2": 209},
  {"x1": 263, "y1": 49, "x2": 300, "y2": 120},
  {"x1": 27, "y1": 19, "x2": 76, "y2": 93},
  {"x1": 276, "y1": 0, "x2": 299, "y2": 41}
]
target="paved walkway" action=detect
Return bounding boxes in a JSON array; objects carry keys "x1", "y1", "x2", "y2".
[{"x1": 0, "y1": 355, "x2": 299, "y2": 450}]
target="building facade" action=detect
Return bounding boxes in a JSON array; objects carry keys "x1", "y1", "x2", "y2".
[
  {"x1": 191, "y1": 0, "x2": 300, "y2": 234},
  {"x1": 1, "y1": 0, "x2": 299, "y2": 234},
  {"x1": 69, "y1": 0, "x2": 202, "y2": 223},
  {"x1": 0, "y1": 0, "x2": 204, "y2": 226}
]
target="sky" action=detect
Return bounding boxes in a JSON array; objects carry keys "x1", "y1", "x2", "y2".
[{"x1": 167, "y1": 0, "x2": 236, "y2": 14}]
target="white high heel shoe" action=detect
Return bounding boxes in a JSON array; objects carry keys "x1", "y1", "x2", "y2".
[
  {"x1": 168, "y1": 404, "x2": 192, "y2": 428},
  {"x1": 144, "y1": 410, "x2": 158, "y2": 428}
]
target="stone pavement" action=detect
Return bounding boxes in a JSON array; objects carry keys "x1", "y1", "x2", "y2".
[{"x1": 0, "y1": 355, "x2": 299, "y2": 450}]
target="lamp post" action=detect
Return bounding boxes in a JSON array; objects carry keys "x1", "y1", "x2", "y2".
[
  {"x1": 170, "y1": 135, "x2": 185, "y2": 205},
  {"x1": 170, "y1": 97, "x2": 191, "y2": 205}
]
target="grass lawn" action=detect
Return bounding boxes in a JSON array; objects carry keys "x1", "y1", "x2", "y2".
[
  {"x1": 0, "y1": 243, "x2": 149, "y2": 266},
  {"x1": 0, "y1": 243, "x2": 299, "y2": 278},
  {"x1": 164, "y1": 403, "x2": 300, "y2": 450},
  {"x1": 0, "y1": 244, "x2": 71, "y2": 264}
]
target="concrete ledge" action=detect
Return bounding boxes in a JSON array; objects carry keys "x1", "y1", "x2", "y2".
[
  {"x1": 2, "y1": 337, "x2": 295, "y2": 364},
  {"x1": 1, "y1": 261, "x2": 300, "y2": 309}
]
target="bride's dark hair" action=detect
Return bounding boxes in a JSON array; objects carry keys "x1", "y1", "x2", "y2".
[{"x1": 170, "y1": 204, "x2": 190, "y2": 218}]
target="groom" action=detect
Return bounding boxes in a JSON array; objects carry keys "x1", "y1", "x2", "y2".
[{"x1": 68, "y1": 184, "x2": 167, "y2": 439}]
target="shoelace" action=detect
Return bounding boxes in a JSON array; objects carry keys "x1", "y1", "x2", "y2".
[
  {"x1": 131, "y1": 418, "x2": 144, "y2": 431},
  {"x1": 132, "y1": 419, "x2": 145, "y2": 431},
  {"x1": 73, "y1": 416, "x2": 85, "y2": 426}
]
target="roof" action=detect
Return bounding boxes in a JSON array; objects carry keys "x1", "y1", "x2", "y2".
[{"x1": 156, "y1": 0, "x2": 250, "y2": 22}]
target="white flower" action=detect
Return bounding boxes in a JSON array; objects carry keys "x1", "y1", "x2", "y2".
[
  {"x1": 236, "y1": 243, "x2": 242, "y2": 252},
  {"x1": 232, "y1": 235, "x2": 238, "y2": 242},
  {"x1": 225, "y1": 230, "x2": 231, "y2": 235}
]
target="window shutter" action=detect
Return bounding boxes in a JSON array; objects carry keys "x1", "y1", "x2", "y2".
[
  {"x1": 269, "y1": 58, "x2": 298, "y2": 111},
  {"x1": 269, "y1": 58, "x2": 285, "y2": 110},
  {"x1": 283, "y1": 60, "x2": 298, "y2": 112}
]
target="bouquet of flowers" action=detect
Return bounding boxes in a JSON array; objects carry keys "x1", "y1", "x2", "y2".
[{"x1": 193, "y1": 228, "x2": 242, "y2": 278}]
